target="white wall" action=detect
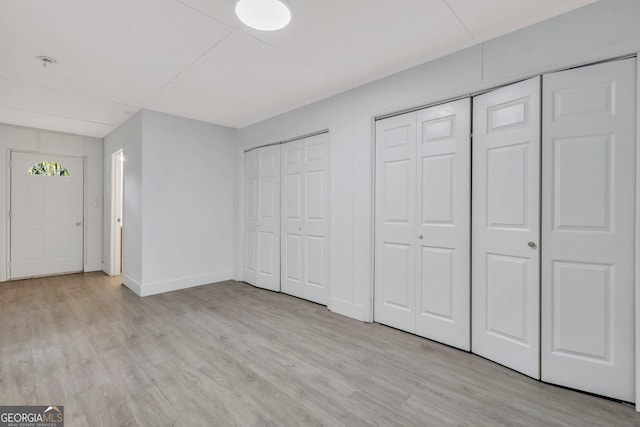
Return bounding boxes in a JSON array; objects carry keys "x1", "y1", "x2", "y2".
[
  {"x1": 235, "y1": 0, "x2": 640, "y2": 322},
  {"x1": 140, "y1": 110, "x2": 236, "y2": 295},
  {"x1": 104, "y1": 112, "x2": 143, "y2": 285},
  {"x1": 103, "y1": 110, "x2": 236, "y2": 296},
  {"x1": 0, "y1": 124, "x2": 104, "y2": 282}
]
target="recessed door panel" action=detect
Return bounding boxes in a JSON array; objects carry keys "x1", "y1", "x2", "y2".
[
  {"x1": 486, "y1": 144, "x2": 529, "y2": 229},
  {"x1": 542, "y1": 58, "x2": 636, "y2": 402},
  {"x1": 421, "y1": 155, "x2": 454, "y2": 225},
  {"x1": 306, "y1": 171, "x2": 324, "y2": 221},
  {"x1": 305, "y1": 235, "x2": 324, "y2": 287},
  {"x1": 285, "y1": 174, "x2": 302, "y2": 220},
  {"x1": 486, "y1": 254, "x2": 529, "y2": 344},
  {"x1": 472, "y1": 77, "x2": 540, "y2": 379},
  {"x1": 420, "y1": 247, "x2": 454, "y2": 320},
  {"x1": 384, "y1": 160, "x2": 412, "y2": 223},
  {"x1": 552, "y1": 261, "x2": 611, "y2": 361},
  {"x1": 553, "y1": 135, "x2": 612, "y2": 231},
  {"x1": 382, "y1": 242, "x2": 412, "y2": 310}
]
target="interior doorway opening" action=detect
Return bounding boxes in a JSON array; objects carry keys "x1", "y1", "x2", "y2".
[{"x1": 111, "y1": 149, "x2": 124, "y2": 275}]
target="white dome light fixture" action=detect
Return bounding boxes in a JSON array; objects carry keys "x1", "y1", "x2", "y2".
[{"x1": 235, "y1": 0, "x2": 291, "y2": 31}]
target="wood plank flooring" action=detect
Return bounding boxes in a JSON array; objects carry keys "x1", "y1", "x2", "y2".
[{"x1": 1, "y1": 272, "x2": 639, "y2": 426}]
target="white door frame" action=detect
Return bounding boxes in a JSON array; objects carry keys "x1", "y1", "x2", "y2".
[
  {"x1": 109, "y1": 149, "x2": 124, "y2": 276},
  {"x1": 8, "y1": 150, "x2": 86, "y2": 279},
  {"x1": 635, "y1": 53, "x2": 640, "y2": 411}
]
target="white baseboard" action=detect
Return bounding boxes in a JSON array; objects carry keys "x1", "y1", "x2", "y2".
[
  {"x1": 122, "y1": 274, "x2": 143, "y2": 296},
  {"x1": 135, "y1": 271, "x2": 233, "y2": 297},
  {"x1": 329, "y1": 298, "x2": 370, "y2": 322},
  {"x1": 101, "y1": 262, "x2": 110, "y2": 275},
  {"x1": 84, "y1": 263, "x2": 103, "y2": 273},
  {"x1": 0, "y1": 269, "x2": 7, "y2": 283}
]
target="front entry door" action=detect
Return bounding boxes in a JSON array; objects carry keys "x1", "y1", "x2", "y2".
[{"x1": 10, "y1": 152, "x2": 84, "y2": 279}]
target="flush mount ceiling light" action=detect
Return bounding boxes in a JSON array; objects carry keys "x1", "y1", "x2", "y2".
[{"x1": 235, "y1": 0, "x2": 291, "y2": 31}]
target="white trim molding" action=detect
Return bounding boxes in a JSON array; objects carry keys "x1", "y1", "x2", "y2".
[{"x1": 124, "y1": 271, "x2": 233, "y2": 297}]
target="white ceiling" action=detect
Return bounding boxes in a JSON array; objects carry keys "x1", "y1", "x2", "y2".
[{"x1": 0, "y1": 0, "x2": 596, "y2": 138}]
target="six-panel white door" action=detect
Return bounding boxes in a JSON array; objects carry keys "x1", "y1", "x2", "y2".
[
  {"x1": 541, "y1": 58, "x2": 636, "y2": 401},
  {"x1": 281, "y1": 133, "x2": 331, "y2": 305},
  {"x1": 375, "y1": 99, "x2": 471, "y2": 350},
  {"x1": 243, "y1": 145, "x2": 281, "y2": 291},
  {"x1": 472, "y1": 77, "x2": 541, "y2": 378},
  {"x1": 10, "y1": 152, "x2": 84, "y2": 279},
  {"x1": 374, "y1": 111, "x2": 418, "y2": 332}
]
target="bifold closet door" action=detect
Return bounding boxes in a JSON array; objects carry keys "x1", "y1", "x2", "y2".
[
  {"x1": 281, "y1": 133, "x2": 330, "y2": 305},
  {"x1": 375, "y1": 111, "x2": 417, "y2": 332},
  {"x1": 541, "y1": 58, "x2": 636, "y2": 401},
  {"x1": 415, "y1": 99, "x2": 471, "y2": 350},
  {"x1": 375, "y1": 99, "x2": 471, "y2": 350},
  {"x1": 243, "y1": 145, "x2": 281, "y2": 291},
  {"x1": 472, "y1": 77, "x2": 541, "y2": 378}
]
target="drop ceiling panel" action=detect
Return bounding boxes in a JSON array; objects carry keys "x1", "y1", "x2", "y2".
[
  {"x1": 0, "y1": 79, "x2": 134, "y2": 127},
  {"x1": 249, "y1": 0, "x2": 473, "y2": 87},
  {"x1": 0, "y1": 0, "x2": 232, "y2": 105},
  {"x1": 0, "y1": 107, "x2": 115, "y2": 138},
  {"x1": 175, "y1": 0, "x2": 241, "y2": 28},
  {"x1": 444, "y1": 0, "x2": 597, "y2": 41},
  {"x1": 145, "y1": 31, "x2": 351, "y2": 127}
]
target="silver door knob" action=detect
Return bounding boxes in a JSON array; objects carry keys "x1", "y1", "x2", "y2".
[
  {"x1": 298, "y1": 227, "x2": 302, "y2": 231},
  {"x1": 76, "y1": 221, "x2": 82, "y2": 226},
  {"x1": 528, "y1": 241, "x2": 536, "y2": 248},
  {"x1": 418, "y1": 233, "x2": 423, "y2": 240}
]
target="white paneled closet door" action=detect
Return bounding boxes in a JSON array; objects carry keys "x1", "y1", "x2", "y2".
[
  {"x1": 375, "y1": 99, "x2": 471, "y2": 350},
  {"x1": 281, "y1": 133, "x2": 331, "y2": 305},
  {"x1": 375, "y1": 111, "x2": 418, "y2": 332},
  {"x1": 541, "y1": 58, "x2": 636, "y2": 401},
  {"x1": 472, "y1": 77, "x2": 541, "y2": 378},
  {"x1": 243, "y1": 145, "x2": 281, "y2": 291},
  {"x1": 415, "y1": 99, "x2": 471, "y2": 350},
  {"x1": 243, "y1": 149, "x2": 259, "y2": 286}
]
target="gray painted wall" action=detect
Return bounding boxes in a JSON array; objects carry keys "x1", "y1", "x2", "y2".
[
  {"x1": 0, "y1": 124, "x2": 104, "y2": 281},
  {"x1": 104, "y1": 110, "x2": 236, "y2": 296},
  {"x1": 235, "y1": 0, "x2": 640, "y2": 322}
]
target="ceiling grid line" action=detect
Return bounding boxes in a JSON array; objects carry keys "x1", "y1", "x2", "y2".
[
  {"x1": 141, "y1": 30, "x2": 237, "y2": 108},
  {"x1": 173, "y1": 0, "x2": 237, "y2": 30},
  {"x1": 0, "y1": 104, "x2": 116, "y2": 126}
]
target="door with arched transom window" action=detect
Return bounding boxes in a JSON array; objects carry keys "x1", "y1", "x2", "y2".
[{"x1": 10, "y1": 152, "x2": 84, "y2": 279}]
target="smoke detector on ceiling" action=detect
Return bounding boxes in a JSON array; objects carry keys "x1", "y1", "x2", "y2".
[{"x1": 36, "y1": 56, "x2": 57, "y2": 67}]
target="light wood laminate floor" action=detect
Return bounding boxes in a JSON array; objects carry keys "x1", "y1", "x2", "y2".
[{"x1": 1, "y1": 272, "x2": 639, "y2": 426}]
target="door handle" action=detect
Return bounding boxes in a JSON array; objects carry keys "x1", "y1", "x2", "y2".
[
  {"x1": 418, "y1": 233, "x2": 424, "y2": 240},
  {"x1": 528, "y1": 241, "x2": 537, "y2": 248},
  {"x1": 76, "y1": 221, "x2": 83, "y2": 226}
]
